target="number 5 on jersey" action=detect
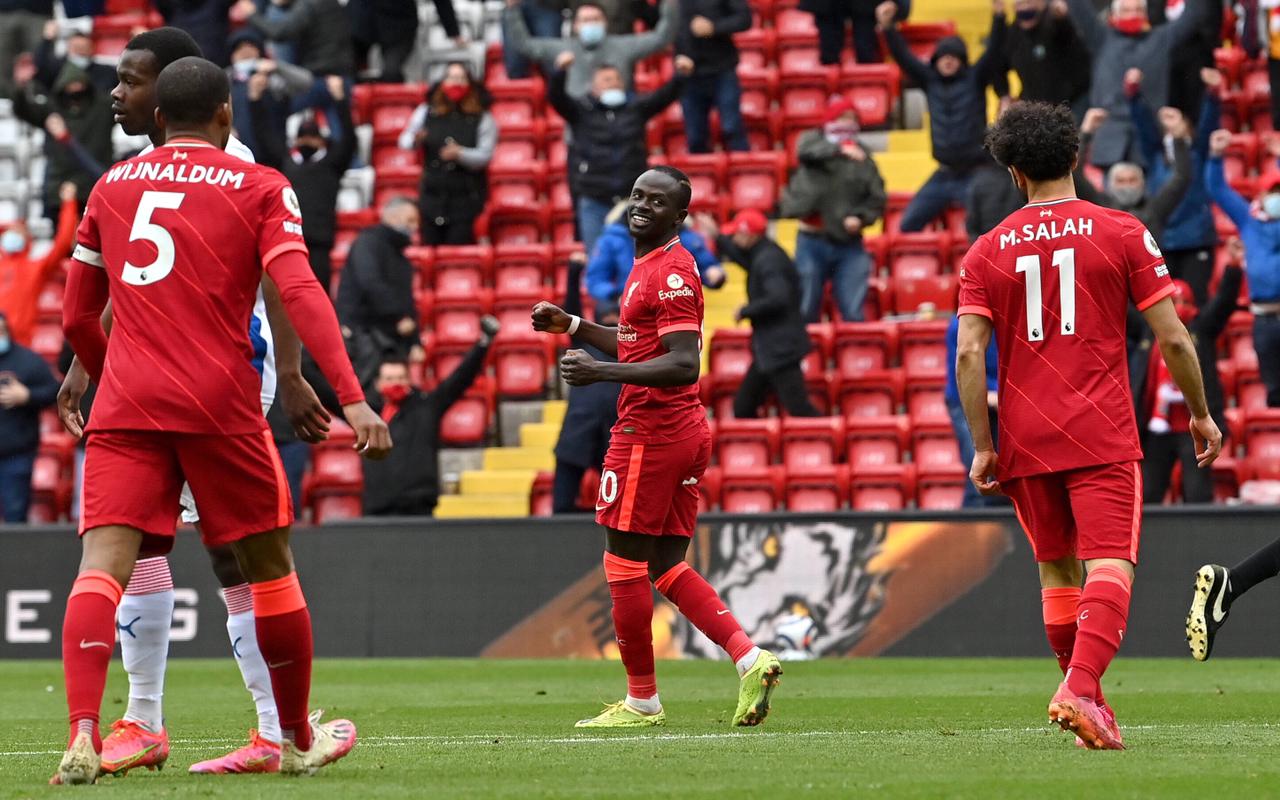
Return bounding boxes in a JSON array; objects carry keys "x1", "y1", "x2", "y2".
[
  {"x1": 1016, "y1": 247, "x2": 1076, "y2": 342},
  {"x1": 123, "y1": 190, "x2": 185, "y2": 286}
]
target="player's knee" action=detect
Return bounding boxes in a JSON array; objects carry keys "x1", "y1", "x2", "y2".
[
  {"x1": 228, "y1": 527, "x2": 294, "y2": 583},
  {"x1": 79, "y1": 525, "x2": 144, "y2": 588},
  {"x1": 207, "y1": 544, "x2": 248, "y2": 587}
]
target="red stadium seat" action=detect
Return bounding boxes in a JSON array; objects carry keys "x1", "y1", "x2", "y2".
[
  {"x1": 888, "y1": 231, "x2": 950, "y2": 280},
  {"x1": 834, "y1": 322, "x2": 899, "y2": 377},
  {"x1": 899, "y1": 320, "x2": 948, "y2": 379},
  {"x1": 486, "y1": 206, "x2": 551, "y2": 247},
  {"x1": 737, "y1": 65, "x2": 778, "y2": 119},
  {"x1": 530, "y1": 471, "x2": 554, "y2": 516},
  {"x1": 30, "y1": 322, "x2": 62, "y2": 365},
  {"x1": 372, "y1": 144, "x2": 420, "y2": 172},
  {"x1": 494, "y1": 243, "x2": 552, "y2": 295},
  {"x1": 440, "y1": 376, "x2": 494, "y2": 446},
  {"x1": 779, "y1": 416, "x2": 845, "y2": 469},
  {"x1": 716, "y1": 418, "x2": 780, "y2": 469},
  {"x1": 491, "y1": 139, "x2": 542, "y2": 173},
  {"x1": 36, "y1": 281, "x2": 63, "y2": 322},
  {"x1": 733, "y1": 28, "x2": 777, "y2": 70},
  {"x1": 845, "y1": 415, "x2": 907, "y2": 468},
  {"x1": 897, "y1": 21, "x2": 958, "y2": 72},
  {"x1": 309, "y1": 448, "x2": 363, "y2": 492},
  {"x1": 917, "y1": 463, "x2": 967, "y2": 510},
  {"x1": 801, "y1": 323, "x2": 834, "y2": 379},
  {"x1": 779, "y1": 65, "x2": 834, "y2": 122},
  {"x1": 836, "y1": 64, "x2": 900, "y2": 130},
  {"x1": 785, "y1": 464, "x2": 849, "y2": 512},
  {"x1": 775, "y1": 8, "x2": 819, "y2": 41},
  {"x1": 911, "y1": 420, "x2": 961, "y2": 470},
  {"x1": 837, "y1": 369, "x2": 904, "y2": 418},
  {"x1": 850, "y1": 463, "x2": 916, "y2": 510},
  {"x1": 697, "y1": 465, "x2": 722, "y2": 513},
  {"x1": 709, "y1": 328, "x2": 754, "y2": 381},
  {"x1": 493, "y1": 340, "x2": 551, "y2": 398},
  {"x1": 668, "y1": 153, "x2": 729, "y2": 215},
  {"x1": 433, "y1": 291, "x2": 494, "y2": 344},
  {"x1": 892, "y1": 274, "x2": 958, "y2": 315},
  {"x1": 906, "y1": 377, "x2": 948, "y2": 423},
  {"x1": 721, "y1": 467, "x2": 785, "y2": 512},
  {"x1": 1238, "y1": 371, "x2": 1268, "y2": 410},
  {"x1": 370, "y1": 84, "x2": 426, "y2": 138},
  {"x1": 1213, "y1": 455, "x2": 1243, "y2": 502},
  {"x1": 310, "y1": 493, "x2": 363, "y2": 524},
  {"x1": 1244, "y1": 408, "x2": 1280, "y2": 478},
  {"x1": 727, "y1": 151, "x2": 786, "y2": 214}
]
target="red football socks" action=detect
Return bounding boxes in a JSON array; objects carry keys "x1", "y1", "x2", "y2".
[
  {"x1": 1066, "y1": 565, "x2": 1132, "y2": 701},
  {"x1": 250, "y1": 572, "x2": 313, "y2": 750},
  {"x1": 655, "y1": 562, "x2": 755, "y2": 663},
  {"x1": 62, "y1": 569, "x2": 124, "y2": 752},
  {"x1": 1041, "y1": 586, "x2": 1080, "y2": 675},
  {"x1": 603, "y1": 553, "x2": 657, "y2": 699}
]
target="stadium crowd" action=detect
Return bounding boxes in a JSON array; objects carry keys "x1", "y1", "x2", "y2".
[{"x1": 1, "y1": 0, "x2": 1278, "y2": 523}]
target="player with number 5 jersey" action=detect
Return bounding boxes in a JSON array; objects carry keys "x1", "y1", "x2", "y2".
[{"x1": 956, "y1": 102, "x2": 1222, "y2": 752}]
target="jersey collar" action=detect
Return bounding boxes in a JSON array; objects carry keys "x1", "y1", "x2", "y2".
[
  {"x1": 634, "y1": 236, "x2": 681, "y2": 265},
  {"x1": 1023, "y1": 196, "x2": 1079, "y2": 208},
  {"x1": 162, "y1": 137, "x2": 218, "y2": 149}
]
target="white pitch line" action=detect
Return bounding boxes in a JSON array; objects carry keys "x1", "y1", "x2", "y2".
[{"x1": 4, "y1": 722, "x2": 1279, "y2": 758}]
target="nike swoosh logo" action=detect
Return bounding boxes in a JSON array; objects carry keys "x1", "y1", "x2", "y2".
[
  {"x1": 79, "y1": 640, "x2": 110, "y2": 650},
  {"x1": 1212, "y1": 574, "x2": 1228, "y2": 623},
  {"x1": 267, "y1": 660, "x2": 293, "y2": 669},
  {"x1": 595, "y1": 504, "x2": 609, "y2": 512},
  {"x1": 716, "y1": 609, "x2": 730, "y2": 615}
]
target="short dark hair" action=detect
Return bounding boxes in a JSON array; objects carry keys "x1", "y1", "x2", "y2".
[
  {"x1": 125, "y1": 27, "x2": 203, "y2": 73},
  {"x1": 649, "y1": 165, "x2": 692, "y2": 211},
  {"x1": 156, "y1": 57, "x2": 230, "y2": 127},
  {"x1": 379, "y1": 356, "x2": 410, "y2": 371},
  {"x1": 984, "y1": 101, "x2": 1079, "y2": 182}
]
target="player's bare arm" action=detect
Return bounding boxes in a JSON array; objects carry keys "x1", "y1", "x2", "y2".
[
  {"x1": 956, "y1": 313, "x2": 1001, "y2": 495},
  {"x1": 57, "y1": 302, "x2": 113, "y2": 438},
  {"x1": 260, "y1": 274, "x2": 331, "y2": 443},
  {"x1": 532, "y1": 300, "x2": 620, "y2": 358},
  {"x1": 1141, "y1": 296, "x2": 1223, "y2": 467},
  {"x1": 562, "y1": 330, "x2": 700, "y2": 388},
  {"x1": 62, "y1": 258, "x2": 112, "y2": 385}
]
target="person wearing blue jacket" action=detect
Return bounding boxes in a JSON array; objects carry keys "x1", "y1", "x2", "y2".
[
  {"x1": 1132, "y1": 67, "x2": 1223, "y2": 305},
  {"x1": 585, "y1": 201, "x2": 725, "y2": 303},
  {"x1": 945, "y1": 313, "x2": 1000, "y2": 507},
  {"x1": 1206, "y1": 128, "x2": 1280, "y2": 407}
]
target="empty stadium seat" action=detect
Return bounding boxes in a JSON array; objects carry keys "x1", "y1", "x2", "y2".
[
  {"x1": 734, "y1": 27, "x2": 777, "y2": 70},
  {"x1": 834, "y1": 322, "x2": 899, "y2": 377},
  {"x1": 309, "y1": 448, "x2": 363, "y2": 492},
  {"x1": 801, "y1": 323, "x2": 834, "y2": 378},
  {"x1": 836, "y1": 63, "x2": 900, "y2": 130},
  {"x1": 310, "y1": 493, "x2": 364, "y2": 524},
  {"x1": 720, "y1": 467, "x2": 784, "y2": 512},
  {"x1": 845, "y1": 415, "x2": 907, "y2": 468},
  {"x1": 917, "y1": 463, "x2": 966, "y2": 510},
  {"x1": 372, "y1": 144, "x2": 420, "y2": 172},
  {"x1": 494, "y1": 243, "x2": 552, "y2": 295},
  {"x1": 30, "y1": 322, "x2": 62, "y2": 365},
  {"x1": 716, "y1": 418, "x2": 780, "y2": 470},
  {"x1": 779, "y1": 416, "x2": 844, "y2": 469},
  {"x1": 530, "y1": 471, "x2": 554, "y2": 516},
  {"x1": 899, "y1": 320, "x2": 948, "y2": 379},
  {"x1": 737, "y1": 65, "x2": 779, "y2": 119},
  {"x1": 440, "y1": 378, "x2": 494, "y2": 446},
  {"x1": 888, "y1": 231, "x2": 950, "y2": 280},
  {"x1": 709, "y1": 328, "x2": 754, "y2": 382},
  {"x1": 727, "y1": 151, "x2": 786, "y2": 214},
  {"x1": 906, "y1": 377, "x2": 948, "y2": 423},
  {"x1": 785, "y1": 464, "x2": 849, "y2": 512},
  {"x1": 1244, "y1": 408, "x2": 1280, "y2": 478},
  {"x1": 434, "y1": 292, "x2": 495, "y2": 343},
  {"x1": 698, "y1": 465, "x2": 722, "y2": 513},
  {"x1": 669, "y1": 153, "x2": 729, "y2": 215},
  {"x1": 892, "y1": 274, "x2": 958, "y2": 315},
  {"x1": 486, "y1": 206, "x2": 551, "y2": 247},
  {"x1": 850, "y1": 463, "x2": 915, "y2": 510},
  {"x1": 493, "y1": 340, "x2": 551, "y2": 398},
  {"x1": 911, "y1": 420, "x2": 962, "y2": 470},
  {"x1": 837, "y1": 369, "x2": 904, "y2": 418}
]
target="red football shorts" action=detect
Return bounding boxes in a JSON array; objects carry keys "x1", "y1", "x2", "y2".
[
  {"x1": 79, "y1": 428, "x2": 293, "y2": 551},
  {"x1": 595, "y1": 427, "x2": 712, "y2": 537},
  {"x1": 1003, "y1": 460, "x2": 1143, "y2": 564}
]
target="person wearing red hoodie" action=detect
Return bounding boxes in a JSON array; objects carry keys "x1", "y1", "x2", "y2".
[{"x1": 0, "y1": 181, "x2": 77, "y2": 347}]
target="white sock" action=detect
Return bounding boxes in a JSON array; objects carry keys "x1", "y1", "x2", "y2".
[
  {"x1": 626, "y1": 694, "x2": 662, "y2": 715},
  {"x1": 223, "y1": 584, "x2": 282, "y2": 743},
  {"x1": 119, "y1": 557, "x2": 174, "y2": 733},
  {"x1": 735, "y1": 647, "x2": 762, "y2": 678}
]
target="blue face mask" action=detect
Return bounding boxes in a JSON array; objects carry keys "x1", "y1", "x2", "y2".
[
  {"x1": 1264, "y1": 194, "x2": 1280, "y2": 220},
  {"x1": 0, "y1": 336, "x2": 9, "y2": 355},
  {"x1": 579, "y1": 22, "x2": 605, "y2": 46},
  {"x1": 599, "y1": 88, "x2": 626, "y2": 108},
  {"x1": 0, "y1": 230, "x2": 25, "y2": 254}
]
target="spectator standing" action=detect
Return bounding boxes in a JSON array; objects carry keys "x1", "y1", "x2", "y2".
[
  {"x1": 398, "y1": 62, "x2": 494, "y2": 246},
  {"x1": 989, "y1": 0, "x2": 1090, "y2": 113},
  {"x1": 586, "y1": 200, "x2": 725, "y2": 304},
  {"x1": 1237, "y1": 0, "x2": 1280, "y2": 130},
  {"x1": 252, "y1": 75, "x2": 355, "y2": 290},
  {"x1": 878, "y1": 1, "x2": 1004, "y2": 232},
  {"x1": 336, "y1": 197, "x2": 422, "y2": 384},
  {"x1": 33, "y1": 21, "x2": 115, "y2": 93},
  {"x1": 363, "y1": 318, "x2": 499, "y2": 516},
  {"x1": 1075, "y1": 103, "x2": 1192, "y2": 246},
  {"x1": 0, "y1": 0, "x2": 51, "y2": 98},
  {"x1": 154, "y1": 0, "x2": 233, "y2": 66},
  {"x1": 1207, "y1": 128, "x2": 1280, "y2": 407},
  {"x1": 1131, "y1": 67, "x2": 1223, "y2": 304},
  {"x1": 0, "y1": 312, "x2": 58, "y2": 523},
  {"x1": 802, "y1": 0, "x2": 910, "y2": 65},
  {"x1": 0, "y1": 183, "x2": 76, "y2": 347},
  {"x1": 553, "y1": 254, "x2": 619, "y2": 512},
  {"x1": 231, "y1": 0, "x2": 355, "y2": 82},
  {"x1": 1147, "y1": 0, "x2": 1221, "y2": 120},
  {"x1": 1130, "y1": 260, "x2": 1239, "y2": 503},
  {"x1": 503, "y1": 0, "x2": 678, "y2": 100},
  {"x1": 697, "y1": 209, "x2": 822, "y2": 419},
  {"x1": 12, "y1": 59, "x2": 112, "y2": 215},
  {"x1": 1064, "y1": 0, "x2": 1205, "y2": 168},
  {"x1": 549, "y1": 52, "x2": 692, "y2": 255},
  {"x1": 225, "y1": 29, "x2": 314, "y2": 158},
  {"x1": 350, "y1": 0, "x2": 462, "y2": 83},
  {"x1": 502, "y1": 0, "x2": 566, "y2": 80},
  {"x1": 675, "y1": 0, "x2": 752, "y2": 154},
  {"x1": 944, "y1": 313, "x2": 998, "y2": 507},
  {"x1": 598, "y1": 0, "x2": 660, "y2": 34},
  {"x1": 779, "y1": 96, "x2": 886, "y2": 322}
]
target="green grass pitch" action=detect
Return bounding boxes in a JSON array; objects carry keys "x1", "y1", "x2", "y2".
[{"x1": 3, "y1": 658, "x2": 1280, "y2": 798}]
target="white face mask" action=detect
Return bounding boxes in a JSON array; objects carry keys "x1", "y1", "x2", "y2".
[
  {"x1": 579, "y1": 22, "x2": 605, "y2": 46},
  {"x1": 0, "y1": 230, "x2": 26, "y2": 254},
  {"x1": 67, "y1": 54, "x2": 92, "y2": 69},
  {"x1": 599, "y1": 88, "x2": 626, "y2": 108},
  {"x1": 1263, "y1": 194, "x2": 1280, "y2": 219}
]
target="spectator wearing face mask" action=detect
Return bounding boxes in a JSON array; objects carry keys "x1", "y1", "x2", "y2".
[
  {"x1": 779, "y1": 96, "x2": 886, "y2": 322},
  {"x1": 877, "y1": 1, "x2": 1005, "y2": 232},
  {"x1": 398, "y1": 62, "x2": 494, "y2": 246},
  {"x1": 989, "y1": 0, "x2": 1090, "y2": 113},
  {"x1": 252, "y1": 75, "x2": 355, "y2": 291},
  {"x1": 549, "y1": 52, "x2": 693, "y2": 255},
  {"x1": 1129, "y1": 259, "x2": 1239, "y2": 503},
  {"x1": 503, "y1": 0, "x2": 678, "y2": 100},
  {"x1": 225, "y1": 29, "x2": 315, "y2": 159},
  {"x1": 0, "y1": 312, "x2": 58, "y2": 523},
  {"x1": 12, "y1": 59, "x2": 112, "y2": 215},
  {"x1": 363, "y1": 317, "x2": 499, "y2": 517},
  {"x1": 0, "y1": 182, "x2": 76, "y2": 347},
  {"x1": 1208, "y1": 128, "x2": 1280, "y2": 407},
  {"x1": 336, "y1": 197, "x2": 423, "y2": 385},
  {"x1": 1076, "y1": 103, "x2": 1192, "y2": 246},
  {"x1": 1065, "y1": 0, "x2": 1205, "y2": 168},
  {"x1": 585, "y1": 200, "x2": 725, "y2": 305},
  {"x1": 695, "y1": 209, "x2": 822, "y2": 419},
  {"x1": 33, "y1": 21, "x2": 114, "y2": 93}
]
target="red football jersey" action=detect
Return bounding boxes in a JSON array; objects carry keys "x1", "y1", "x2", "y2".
[
  {"x1": 612, "y1": 236, "x2": 706, "y2": 444},
  {"x1": 958, "y1": 197, "x2": 1175, "y2": 480},
  {"x1": 72, "y1": 139, "x2": 308, "y2": 434}
]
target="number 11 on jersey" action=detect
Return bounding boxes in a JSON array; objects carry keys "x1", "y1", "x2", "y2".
[{"x1": 1015, "y1": 247, "x2": 1076, "y2": 341}]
